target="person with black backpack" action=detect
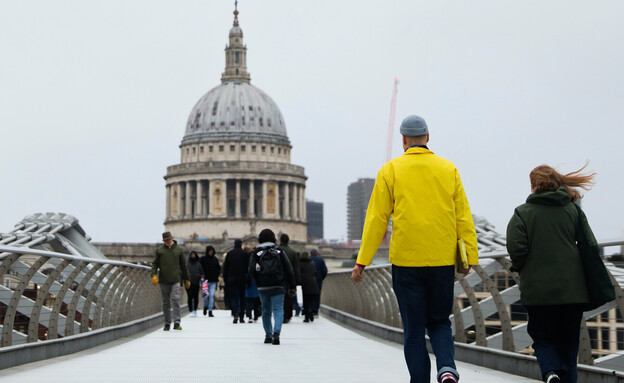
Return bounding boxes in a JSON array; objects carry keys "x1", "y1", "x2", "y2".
[{"x1": 248, "y1": 228, "x2": 295, "y2": 345}]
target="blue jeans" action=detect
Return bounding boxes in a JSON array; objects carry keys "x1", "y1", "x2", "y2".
[
  {"x1": 526, "y1": 304, "x2": 583, "y2": 383},
  {"x1": 258, "y1": 291, "x2": 285, "y2": 337},
  {"x1": 392, "y1": 265, "x2": 458, "y2": 383},
  {"x1": 202, "y1": 282, "x2": 217, "y2": 311}
]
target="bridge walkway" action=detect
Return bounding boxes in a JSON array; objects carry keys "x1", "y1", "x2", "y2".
[{"x1": 0, "y1": 310, "x2": 538, "y2": 382}]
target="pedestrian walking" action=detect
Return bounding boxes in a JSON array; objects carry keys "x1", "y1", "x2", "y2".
[
  {"x1": 298, "y1": 251, "x2": 319, "y2": 323},
  {"x1": 223, "y1": 239, "x2": 249, "y2": 323},
  {"x1": 151, "y1": 231, "x2": 191, "y2": 331},
  {"x1": 506, "y1": 164, "x2": 611, "y2": 383},
  {"x1": 186, "y1": 250, "x2": 203, "y2": 317},
  {"x1": 248, "y1": 228, "x2": 295, "y2": 345},
  {"x1": 309, "y1": 248, "x2": 327, "y2": 315},
  {"x1": 200, "y1": 245, "x2": 221, "y2": 317},
  {"x1": 278, "y1": 233, "x2": 300, "y2": 323},
  {"x1": 351, "y1": 115, "x2": 479, "y2": 383}
]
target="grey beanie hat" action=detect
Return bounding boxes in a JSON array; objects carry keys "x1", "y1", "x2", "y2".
[{"x1": 399, "y1": 115, "x2": 428, "y2": 136}]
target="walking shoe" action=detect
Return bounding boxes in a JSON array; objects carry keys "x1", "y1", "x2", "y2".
[
  {"x1": 173, "y1": 323, "x2": 182, "y2": 330},
  {"x1": 163, "y1": 324, "x2": 170, "y2": 331},
  {"x1": 203, "y1": 307, "x2": 207, "y2": 316},
  {"x1": 264, "y1": 336, "x2": 272, "y2": 344},
  {"x1": 272, "y1": 332, "x2": 280, "y2": 345},
  {"x1": 209, "y1": 311, "x2": 214, "y2": 317},
  {"x1": 239, "y1": 317, "x2": 245, "y2": 324},
  {"x1": 190, "y1": 311, "x2": 197, "y2": 317},
  {"x1": 283, "y1": 318, "x2": 290, "y2": 324},
  {"x1": 303, "y1": 318, "x2": 310, "y2": 323},
  {"x1": 439, "y1": 372, "x2": 458, "y2": 383},
  {"x1": 545, "y1": 373, "x2": 561, "y2": 383},
  {"x1": 233, "y1": 317, "x2": 238, "y2": 324}
]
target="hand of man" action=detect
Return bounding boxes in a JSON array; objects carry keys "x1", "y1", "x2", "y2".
[
  {"x1": 151, "y1": 275, "x2": 158, "y2": 286},
  {"x1": 456, "y1": 264, "x2": 471, "y2": 275},
  {"x1": 351, "y1": 264, "x2": 365, "y2": 283},
  {"x1": 185, "y1": 280, "x2": 191, "y2": 289}
]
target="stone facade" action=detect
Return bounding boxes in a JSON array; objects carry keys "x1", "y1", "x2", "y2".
[{"x1": 164, "y1": 5, "x2": 307, "y2": 242}]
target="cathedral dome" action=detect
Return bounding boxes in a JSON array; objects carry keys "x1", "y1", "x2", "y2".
[{"x1": 182, "y1": 81, "x2": 289, "y2": 146}]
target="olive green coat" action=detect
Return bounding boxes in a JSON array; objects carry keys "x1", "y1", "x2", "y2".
[
  {"x1": 506, "y1": 187, "x2": 589, "y2": 306},
  {"x1": 151, "y1": 242, "x2": 190, "y2": 284}
]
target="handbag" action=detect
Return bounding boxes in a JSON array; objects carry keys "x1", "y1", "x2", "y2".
[{"x1": 574, "y1": 203, "x2": 615, "y2": 311}]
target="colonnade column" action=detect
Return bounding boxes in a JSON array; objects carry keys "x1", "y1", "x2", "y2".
[
  {"x1": 222, "y1": 180, "x2": 228, "y2": 216},
  {"x1": 196, "y1": 181, "x2": 203, "y2": 217},
  {"x1": 249, "y1": 180, "x2": 255, "y2": 218},
  {"x1": 165, "y1": 184, "x2": 171, "y2": 219},
  {"x1": 262, "y1": 180, "x2": 267, "y2": 217},
  {"x1": 293, "y1": 184, "x2": 299, "y2": 220},
  {"x1": 235, "y1": 180, "x2": 241, "y2": 218},
  {"x1": 176, "y1": 183, "x2": 183, "y2": 219},
  {"x1": 185, "y1": 182, "x2": 193, "y2": 218},
  {"x1": 284, "y1": 182, "x2": 290, "y2": 219},
  {"x1": 301, "y1": 185, "x2": 308, "y2": 221}
]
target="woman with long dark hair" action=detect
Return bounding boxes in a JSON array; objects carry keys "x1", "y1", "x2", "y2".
[{"x1": 506, "y1": 163, "x2": 596, "y2": 383}]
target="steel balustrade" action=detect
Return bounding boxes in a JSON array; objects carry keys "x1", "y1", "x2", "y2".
[
  {"x1": 0, "y1": 245, "x2": 162, "y2": 347},
  {"x1": 322, "y1": 240, "x2": 624, "y2": 370}
]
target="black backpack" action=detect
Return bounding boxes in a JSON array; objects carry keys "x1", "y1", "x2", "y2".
[{"x1": 255, "y1": 247, "x2": 284, "y2": 286}]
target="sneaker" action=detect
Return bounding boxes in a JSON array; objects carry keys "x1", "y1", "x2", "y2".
[
  {"x1": 264, "y1": 336, "x2": 272, "y2": 344},
  {"x1": 272, "y1": 332, "x2": 280, "y2": 345},
  {"x1": 546, "y1": 374, "x2": 561, "y2": 383},
  {"x1": 439, "y1": 372, "x2": 458, "y2": 383},
  {"x1": 163, "y1": 324, "x2": 170, "y2": 331},
  {"x1": 209, "y1": 311, "x2": 214, "y2": 317},
  {"x1": 191, "y1": 311, "x2": 197, "y2": 317},
  {"x1": 173, "y1": 323, "x2": 182, "y2": 330}
]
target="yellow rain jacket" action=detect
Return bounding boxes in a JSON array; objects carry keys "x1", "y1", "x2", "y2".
[{"x1": 356, "y1": 147, "x2": 478, "y2": 267}]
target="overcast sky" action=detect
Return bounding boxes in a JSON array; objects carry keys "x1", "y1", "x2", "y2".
[{"x1": 1, "y1": 1, "x2": 623, "y2": 244}]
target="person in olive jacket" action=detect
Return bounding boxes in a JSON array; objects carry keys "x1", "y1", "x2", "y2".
[
  {"x1": 506, "y1": 164, "x2": 596, "y2": 383},
  {"x1": 151, "y1": 231, "x2": 191, "y2": 331}
]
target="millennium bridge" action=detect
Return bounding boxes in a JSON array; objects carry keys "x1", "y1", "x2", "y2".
[{"x1": 0, "y1": 213, "x2": 623, "y2": 382}]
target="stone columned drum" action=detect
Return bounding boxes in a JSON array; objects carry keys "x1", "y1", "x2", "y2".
[{"x1": 164, "y1": 6, "x2": 307, "y2": 242}]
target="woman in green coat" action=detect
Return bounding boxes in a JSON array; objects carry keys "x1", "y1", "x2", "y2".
[{"x1": 506, "y1": 164, "x2": 596, "y2": 383}]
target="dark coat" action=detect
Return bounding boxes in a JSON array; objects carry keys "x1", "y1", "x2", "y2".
[
  {"x1": 223, "y1": 246, "x2": 250, "y2": 286},
  {"x1": 506, "y1": 187, "x2": 589, "y2": 306},
  {"x1": 299, "y1": 258, "x2": 319, "y2": 295},
  {"x1": 200, "y1": 248, "x2": 221, "y2": 282},
  {"x1": 187, "y1": 255, "x2": 204, "y2": 284},
  {"x1": 310, "y1": 253, "x2": 328, "y2": 288},
  {"x1": 152, "y1": 241, "x2": 190, "y2": 284},
  {"x1": 248, "y1": 243, "x2": 296, "y2": 293},
  {"x1": 278, "y1": 243, "x2": 301, "y2": 285}
]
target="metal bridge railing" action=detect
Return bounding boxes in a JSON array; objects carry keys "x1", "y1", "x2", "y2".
[
  {"x1": 322, "y1": 240, "x2": 624, "y2": 371},
  {"x1": 0, "y1": 245, "x2": 161, "y2": 347}
]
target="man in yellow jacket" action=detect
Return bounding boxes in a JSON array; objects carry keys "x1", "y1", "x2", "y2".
[{"x1": 351, "y1": 115, "x2": 478, "y2": 383}]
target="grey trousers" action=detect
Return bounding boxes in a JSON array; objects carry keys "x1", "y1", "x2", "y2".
[{"x1": 160, "y1": 282, "x2": 181, "y2": 325}]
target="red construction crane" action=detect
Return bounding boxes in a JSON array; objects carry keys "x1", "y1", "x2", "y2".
[{"x1": 385, "y1": 77, "x2": 399, "y2": 163}]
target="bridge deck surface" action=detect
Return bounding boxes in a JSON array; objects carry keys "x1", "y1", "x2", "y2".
[{"x1": 0, "y1": 310, "x2": 537, "y2": 382}]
